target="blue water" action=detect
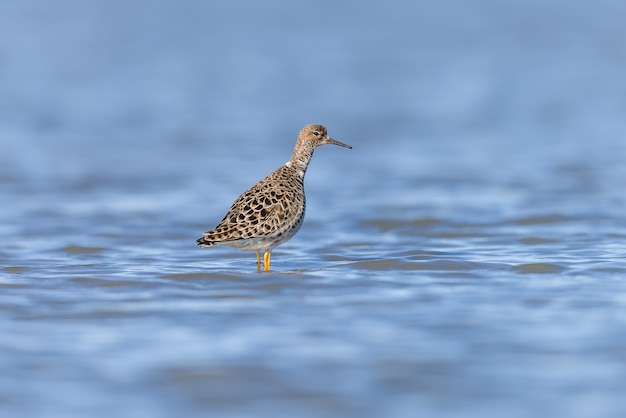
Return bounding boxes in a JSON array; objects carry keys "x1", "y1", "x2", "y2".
[{"x1": 2, "y1": 1, "x2": 626, "y2": 417}]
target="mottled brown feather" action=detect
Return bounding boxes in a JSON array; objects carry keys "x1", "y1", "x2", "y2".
[{"x1": 197, "y1": 124, "x2": 351, "y2": 262}]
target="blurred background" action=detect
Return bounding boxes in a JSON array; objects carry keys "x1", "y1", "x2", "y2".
[
  {"x1": 3, "y1": 0, "x2": 625, "y2": 195},
  {"x1": 2, "y1": 1, "x2": 626, "y2": 417}
]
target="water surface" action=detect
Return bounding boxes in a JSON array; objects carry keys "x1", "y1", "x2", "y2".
[{"x1": 2, "y1": 1, "x2": 626, "y2": 417}]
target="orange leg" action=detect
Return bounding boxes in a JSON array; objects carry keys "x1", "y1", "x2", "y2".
[
  {"x1": 263, "y1": 250, "x2": 271, "y2": 271},
  {"x1": 256, "y1": 251, "x2": 261, "y2": 271}
]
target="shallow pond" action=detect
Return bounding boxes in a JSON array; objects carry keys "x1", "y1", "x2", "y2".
[{"x1": 2, "y1": 1, "x2": 626, "y2": 417}]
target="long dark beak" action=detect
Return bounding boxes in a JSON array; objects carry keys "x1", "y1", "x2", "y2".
[{"x1": 327, "y1": 137, "x2": 352, "y2": 149}]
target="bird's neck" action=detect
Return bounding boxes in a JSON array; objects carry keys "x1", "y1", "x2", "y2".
[{"x1": 286, "y1": 142, "x2": 315, "y2": 178}]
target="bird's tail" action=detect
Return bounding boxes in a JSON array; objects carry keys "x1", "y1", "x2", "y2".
[{"x1": 196, "y1": 235, "x2": 217, "y2": 247}]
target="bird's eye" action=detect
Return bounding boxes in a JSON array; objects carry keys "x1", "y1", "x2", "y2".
[{"x1": 312, "y1": 131, "x2": 320, "y2": 136}]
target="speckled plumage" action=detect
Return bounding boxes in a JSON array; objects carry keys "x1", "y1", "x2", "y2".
[{"x1": 197, "y1": 124, "x2": 351, "y2": 270}]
